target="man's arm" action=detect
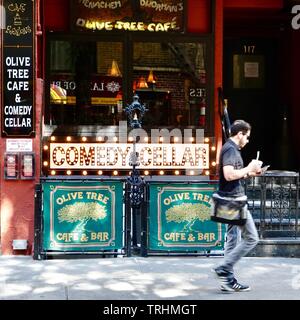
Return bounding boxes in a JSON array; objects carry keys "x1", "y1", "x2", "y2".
[
  {"x1": 223, "y1": 165, "x2": 250, "y2": 181},
  {"x1": 223, "y1": 161, "x2": 262, "y2": 181}
]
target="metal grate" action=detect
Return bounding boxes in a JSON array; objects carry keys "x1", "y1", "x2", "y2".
[{"x1": 245, "y1": 171, "x2": 299, "y2": 238}]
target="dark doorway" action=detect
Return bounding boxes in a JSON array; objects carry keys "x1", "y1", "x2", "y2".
[{"x1": 223, "y1": 37, "x2": 292, "y2": 170}]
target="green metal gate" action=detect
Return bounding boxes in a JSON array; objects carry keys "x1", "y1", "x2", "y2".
[
  {"x1": 34, "y1": 179, "x2": 125, "y2": 259},
  {"x1": 142, "y1": 181, "x2": 226, "y2": 256}
]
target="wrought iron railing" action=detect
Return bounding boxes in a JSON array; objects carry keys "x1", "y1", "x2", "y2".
[{"x1": 245, "y1": 171, "x2": 299, "y2": 238}]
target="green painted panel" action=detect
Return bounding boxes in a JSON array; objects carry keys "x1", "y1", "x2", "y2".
[
  {"x1": 149, "y1": 183, "x2": 226, "y2": 251},
  {"x1": 42, "y1": 181, "x2": 123, "y2": 251}
]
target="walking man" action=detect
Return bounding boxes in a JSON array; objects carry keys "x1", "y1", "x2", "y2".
[{"x1": 213, "y1": 120, "x2": 262, "y2": 292}]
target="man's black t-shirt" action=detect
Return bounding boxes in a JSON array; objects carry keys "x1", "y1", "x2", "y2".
[{"x1": 218, "y1": 138, "x2": 245, "y2": 197}]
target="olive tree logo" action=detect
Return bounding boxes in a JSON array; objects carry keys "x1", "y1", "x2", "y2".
[
  {"x1": 166, "y1": 203, "x2": 210, "y2": 232},
  {"x1": 58, "y1": 202, "x2": 107, "y2": 232}
]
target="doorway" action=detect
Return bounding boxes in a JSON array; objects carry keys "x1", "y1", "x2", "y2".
[{"x1": 223, "y1": 37, "x2": 291, "y2": 169}]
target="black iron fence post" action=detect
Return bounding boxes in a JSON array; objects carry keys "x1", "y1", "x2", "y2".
[
  {"x1": 140, "y1": 182, "x2": 149, "y2": 257},
  {"x1": 125, "y1": 94, "x2": 148, "y2": 255},
  {"x1": 125, "y1": 182, "x2": 132, "y2": 257},
  {"x1": 295, "y1": 174, "x2": 299, "y2": 238},
  {"x1": 33, "y1": 183, "x2": 43, "y2": 260}
]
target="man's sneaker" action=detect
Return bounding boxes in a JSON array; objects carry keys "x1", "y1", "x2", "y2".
[
  {"x1": 220, "y1": 278, "x2": 251, "y2": 292},
  {"x1": 212, "y1": 267, "x2": 232, "y2": 279},
  {"x1": 212, "y1": 267, "x2": 232, "y2": 290}
]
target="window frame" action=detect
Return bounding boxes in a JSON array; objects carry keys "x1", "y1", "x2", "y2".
[{"x1": 44, "y1": 31, "x2": 214, "y2": 136}]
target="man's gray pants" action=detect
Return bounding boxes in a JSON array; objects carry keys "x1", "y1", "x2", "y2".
[{"x1": 218, "y1": 211, "x2": 259, "y2": 278}]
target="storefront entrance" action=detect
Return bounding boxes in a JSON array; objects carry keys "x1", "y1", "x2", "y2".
[{"x1": 223, "y1": 37, "x2": 295, "y2": 170}]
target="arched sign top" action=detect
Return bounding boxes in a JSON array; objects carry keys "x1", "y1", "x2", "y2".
[{"x1": 71, "y1": 0, "x2": 185, "y2": 33}]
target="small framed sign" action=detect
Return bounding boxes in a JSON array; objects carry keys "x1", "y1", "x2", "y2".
[
  {"x1": 20, "y1": 152, "x2": 35, "y2": 179},
  {"x1": 4, "y1": 152, "x2": 19, "y2": 179},
  {"x1": 233, "y1": 54, "x2": 265, "y2": 89}
]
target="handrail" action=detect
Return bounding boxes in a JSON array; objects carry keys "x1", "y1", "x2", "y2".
[{"x1": 218, "y1": 87, "x2": 231, "y2": 141}]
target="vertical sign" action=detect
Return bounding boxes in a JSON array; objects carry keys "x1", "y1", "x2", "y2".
[
  {"x1": 1, "y1": 0, "x2": 35, "y2": 137},
  {"x1": 149, "y1": 183, "x2": 226, "y2": 251},
  {"x1": 42, "y1": 181, "x2": 124, "y2": 251}
]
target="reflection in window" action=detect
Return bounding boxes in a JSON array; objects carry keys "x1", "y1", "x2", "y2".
[
  {"x1": 46, "y1": 40, "x2": 208, "y2": 129},
  {"x1": 48, "y1": 41, "x2": 123, "y2": 126},
  {"x1": 133, "y1": 42, "x2": 207, "y2": 128}
]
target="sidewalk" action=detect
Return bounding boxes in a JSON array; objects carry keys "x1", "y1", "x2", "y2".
[{"x1": 0, "y1": 255, "x2": 299, "y2": 300}]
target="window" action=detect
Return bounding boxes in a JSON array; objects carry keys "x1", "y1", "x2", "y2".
[
  {"x1": 47, "y1": 40, "x2": 123, "y2": 126},
  {"x1": 133, "y1": 42, "x2": 208, "y2": 128},
  {"x1": 45, "y1": 37, "x2": 211, "y2": 132}
]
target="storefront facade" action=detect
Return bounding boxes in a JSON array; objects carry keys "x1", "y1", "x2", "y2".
[{"x1": 0, "y1": 0, "x2": 298, "y2": 255}]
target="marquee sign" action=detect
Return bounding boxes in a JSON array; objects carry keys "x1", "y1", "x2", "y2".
[
  {"x1": 71, "y1": 0, "x2": 184, "y2": 33},
  {"x1": 1, "y1": 0, "x2": 35, "y2": 137},
  {"x1": 148, "y1": 183, "x2": 225, "y2": 251},
  {"x1": 48, "y1": 143, "x2": 209, "y2": 170}
]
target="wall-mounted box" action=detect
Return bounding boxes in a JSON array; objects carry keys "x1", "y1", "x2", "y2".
[
  {"x1": 12, "y1": 239, "x2": 28, "y2": 250},
  {"x1": 4, "y1": 153, "x2": 19, "y2": 179},
  {"x1": 20, "y1": 153, "x2": 35, "y2": 180}
]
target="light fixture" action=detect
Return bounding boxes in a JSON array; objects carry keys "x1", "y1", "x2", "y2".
[
  {"x1": 136, "y1": 76, "x2": 148, "y2": 89},
  {"x1": 147, "y1": 69, "x2": 156, "y2": 86},
  {"x1": 108, "y1": 60, "x2": 122, "y2": 77}
]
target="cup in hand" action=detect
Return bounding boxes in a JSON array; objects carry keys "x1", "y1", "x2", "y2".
[{"x1": 249, "y1": 159, "x2": 263, "y2": 172}]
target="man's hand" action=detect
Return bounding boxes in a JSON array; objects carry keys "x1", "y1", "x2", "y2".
[{"x1": 247, "y1": 160, "x2": 262, "y2": 173}]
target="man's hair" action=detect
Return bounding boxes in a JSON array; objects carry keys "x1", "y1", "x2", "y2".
[{"x1": 230, "y1": 120, "x2": 251, "y2": 136}]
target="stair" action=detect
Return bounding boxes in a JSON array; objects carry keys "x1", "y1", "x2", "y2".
[{"x1": 247, "y1": 238, "x2": 300, "y2": 257}]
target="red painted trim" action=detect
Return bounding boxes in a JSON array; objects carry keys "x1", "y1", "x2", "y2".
[
  {"x1": 214, "y1": 0, "x2": 223, "y2": 168},
  {"x1": 44, "y1": 0, "x2": 69, "y2": 31},
  {"x1": 224, "y1": 0, "x2": 283, "y2": 9},
  {"x1": 187, "y1": 0, "x2": 211, "y2": 33}
]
